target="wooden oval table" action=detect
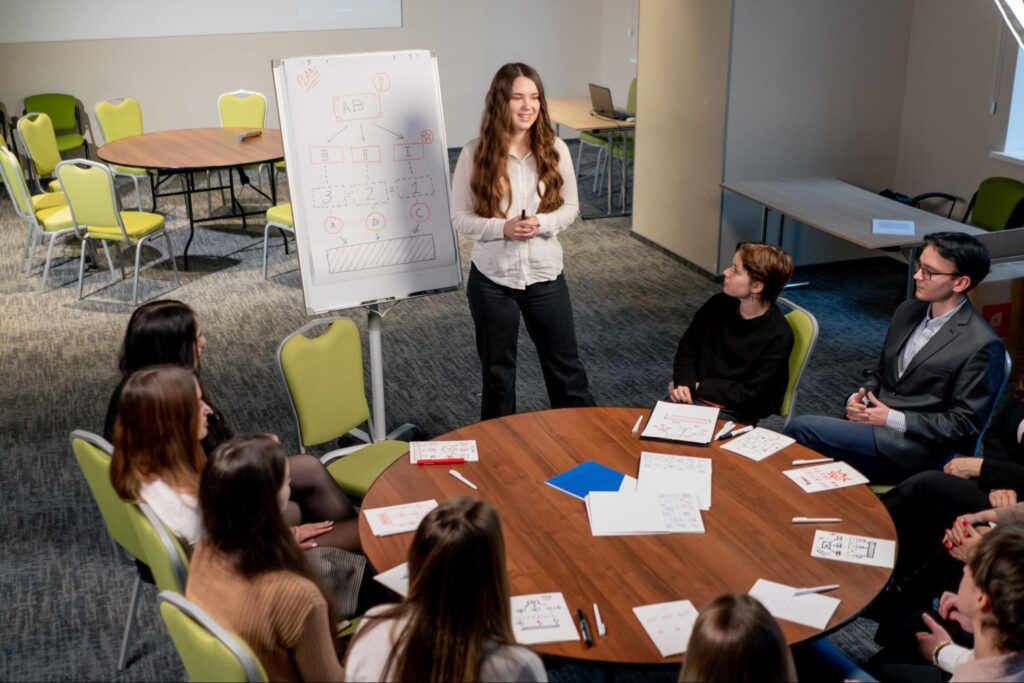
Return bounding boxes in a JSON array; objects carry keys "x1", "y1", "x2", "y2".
[
  {"x1": 359, "y1": 407, "x2": 896, "y2": 665},
  {"x1": 98, "y1": 128, "x2": 284, "y2": 269}
]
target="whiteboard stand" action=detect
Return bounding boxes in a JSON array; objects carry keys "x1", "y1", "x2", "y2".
[{"x1": 367, "y1": 304, "x2": 417, "y2": 442}]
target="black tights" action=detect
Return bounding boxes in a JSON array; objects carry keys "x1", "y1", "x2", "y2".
[{"x1": 283, "y1": 454, "x2": 362, "y2": 552}]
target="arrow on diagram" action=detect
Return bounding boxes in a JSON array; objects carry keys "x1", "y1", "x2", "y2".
[
  {"x1": 359, "y1": 125, "x2": 365, "y2": 142},
  {"x1": 372, "y1": 124, "x2": 404, "y2": 139},
  {"x1": 327, "y1": 125, "x2": 348, "y2": 143}
]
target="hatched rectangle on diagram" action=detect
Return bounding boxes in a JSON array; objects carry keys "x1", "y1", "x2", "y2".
[{"x1": 327, "y1": 234, "x2": 436, "y2": 274}]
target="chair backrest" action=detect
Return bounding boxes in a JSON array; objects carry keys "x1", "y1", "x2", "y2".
[
  {"x1": 69, "y1": 429, "x2": 146, "y2": 562},
  {"x1": 16, "y1": 112, "x2": 62, "y2": 176},
  {"x1": 130, "y1": 502, "x2": 189, "y2": 593},
  {"x1": 56, "y1": 159, "x2": 127, "y2": 238},
  {"x1": 0, "y1": 146, "x2": 37, "y2": 220},
  {"x1": 626, "y1": 77, "x2": 638, "y2": 113},
  {"x1": 94, "y1": 97, "x2": 144, "y2": 145},
  {"x1": 218, "y1": 90, "x2": 267, "y2": 129},
  {"x1": 24, "y1": 93, "x2": 79, "y2": 131},
  {"x1": 777, "y1": 298, "x2": 820, "y2": 425},
  {"x1": 158, "y1": 591, "x2": 268, "y2": 683},
  {"x1": 277, "y1": 317, "x2": 372, "y2": 449},
  {"x1": 966, "y1": 177, "x2": 1024, "y2": 231},
  {"x1": 974, "y1": 351, "x2": 1013, "y2": 455}
]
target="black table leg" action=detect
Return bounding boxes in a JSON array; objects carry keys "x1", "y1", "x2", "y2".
[{"x1": 183, "y1": 172, "x2": 196, "y2": 271}]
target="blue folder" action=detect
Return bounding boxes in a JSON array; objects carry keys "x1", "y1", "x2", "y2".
[{"x1": 545, "y1": 460, "x2": 628, "y2": 501}]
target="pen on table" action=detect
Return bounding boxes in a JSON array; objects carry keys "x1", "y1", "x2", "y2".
[
  {"x1": 417, "y1": 458, "x2": 466, "y2": 466},
  {"x1": 238, "y1": 130, "x2": 262, "y2": 142},
  {"x1": 794, "y1": 584, "x2": 840, "y2": 596},
  {"x1": 792, "y1": 516, "x2": 842, "y2": 524},
  {"x1": 576, "y1": 608, "x2": 594, "y2": 647},
  {"x1": 717, "y1": 424, "x2": 754, "y2": 440},
  {"x1": 792, "y1": 457, "x2": 834, "y2": 466},
  {"x1": 631, "y1": 414, "x2": 644, "y2": 434},
  {"x1": 593, "y1": 602, "x2": 606, "y2": 638},
  {"x1": 713, "y1": 421, "x2": 735, "y2": 440},
  {"x1": 448, "y1": 469, "x2": 478, "y2": 490}
]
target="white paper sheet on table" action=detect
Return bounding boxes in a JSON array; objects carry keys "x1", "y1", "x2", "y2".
[
  {"x1": 636, "y1": 452, "x2": 712, "y2": 509},
  {"x1": 641, "y1": 401, "x2": 719, "y2": 444},
  {"x1": 586, "y1": 491, "x2": 704, "y2": 535},
  {"x1": 363, "y1": 499, "x2": 438, "y2": 537},
  {"x1": 782, "y1": 461, "x2": 869, "y2": 493},
  {"x1": 373, "y1": 562, "x2": 409, "y2": 597},
  {"x1": 810, "y1": 530, "x2": 896, "y2": 568},
  {"x1": 749, "y1": 578, "x2": 841, "y2": 629},
  {"x1": 510, "y1": 592, "x2": 579, "y2": 645},
  {"x1": 633, "y1": 600, "x2": 699, "y2": 657},
  {"x1": 720, "y1": 428, "x2": 795, "y2": 462},
  {"x1": 409, "y1": 440, "x2": 479, "y2": 464}
]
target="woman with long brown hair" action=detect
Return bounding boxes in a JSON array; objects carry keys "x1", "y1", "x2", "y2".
[
  {"x1": 451, "y1": 62, "x2": 594, "y2": 420},
  {"x1": 344, "y1": 497, "x2": 546, "y2": 682},
  {"x1": 187, "y1": 436, "x2": 345, "y2": 682}
]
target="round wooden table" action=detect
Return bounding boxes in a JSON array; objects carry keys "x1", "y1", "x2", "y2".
[
  {"x1": 359, "y1": 407, "x2": 896, "y2": 665},
  {"x1": 98, "y1": 128, "x2": 284, "y2": 269}
]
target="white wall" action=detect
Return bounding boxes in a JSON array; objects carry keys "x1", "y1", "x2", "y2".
[
  {"x1": 0, "y1": 0, "x2": 615, "y2": 148},
  {"x1": 893, "y1": 0, "x2": 1024, "y2": 207},
  {"x1": 719, "y1": 0, "x2": 914, "y2": 271}
]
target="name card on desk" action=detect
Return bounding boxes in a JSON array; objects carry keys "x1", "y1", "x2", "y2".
[{"x1": 872, "y1": 219, "x2": 915, "y2": 236}]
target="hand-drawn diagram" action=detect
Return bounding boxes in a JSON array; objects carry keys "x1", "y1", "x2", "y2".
[
  {"x1": 280, "y1": 52, "x2": 457, "y2": 288},
  {"x1": 810, "y1": 530, "x2": 896, "y2": 568},
  {"x1": 515, "y1": 599, "x2": 564, "y2": 631},
  {"x1": 656, "y1": 493, "x2": 705, "y2": 533},
  {"x1": 644, "y1": 415, "x2": 713, "y2": 444},
  {"x1": 783, "y1": 461, "x2": 869, "y2": 493},
  {"x1": 641, "y1": 453, "x2": 711, "y2": 474},
  {"x1": 510, "y1": 593, "x2": 579, "y2": 645},
  {"x1": 721, "y1": 428, "x2": 794, "y2": 462}
]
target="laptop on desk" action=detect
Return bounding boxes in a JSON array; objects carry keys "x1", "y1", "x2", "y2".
[{"x1": 588, "y1": 84, "x2": 633, "y2": 121}]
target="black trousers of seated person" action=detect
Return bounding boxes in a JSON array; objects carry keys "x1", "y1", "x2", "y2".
[{"x1": 467, "y1": 264, "x2": 595, "y2": 421}]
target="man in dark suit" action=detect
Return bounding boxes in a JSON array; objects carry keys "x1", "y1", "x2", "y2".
[{"x1": 785, "y1": 232, "x2": 1006, "y2": 484}]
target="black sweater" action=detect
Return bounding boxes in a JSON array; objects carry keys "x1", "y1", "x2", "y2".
[
  {"x1": 672, "y1": 293, "x2": 794, "y2": 422},
  {"x1": 977, "y1": 398, "x2": 1024, "y2": 492}
]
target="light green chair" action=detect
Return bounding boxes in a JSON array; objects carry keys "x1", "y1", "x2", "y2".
[
  {"x1": 158, "y1": 591, "x2": 268, "y2": 683},
  {"x1": 777, "y1": 297, "x2": 820, "y2": 428},
  {"x1": 962, "y1": 177, "x2": 1024, "y2": 231},
  {"x1": 262, "y1": 203, "x2": 294, "y2": 279},
  {"x1": 580, "y1": 77, "x2": 638, "y2": 196},
  {"x1": 56, "y1": 159, "x2": 179, "y2": 305},
  {"x1": 70, "y1": 430, "x2": 148, "y2": 670},
  {"x1": 94, "y1": 98, "x2": 152, "y2": 210},
  {"x1": 277, "y1": 318, "x2": 410, "y2": 499},
  {"x1": 24, "y1": 93, "x2": 88, "y2": 157},
  {"x1": 131, "y1": 502, "x2": 189, "y2": 594},
  {"x1": 15, "y1": 112, "x2": 64, "y2": 194},
  {"x1": 217, "y1": 89, "x2": 269, "y2": 198},
  {"x1": 0, "y1": 146, "x2": 82, "y2": 289}
]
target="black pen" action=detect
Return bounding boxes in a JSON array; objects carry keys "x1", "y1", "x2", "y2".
[
  {"x1": 576, "y1": 608, "x2": 594, "y2": 647},
  {"x1": 521, "y1": 209, "x2": 526, "y2": 220}
]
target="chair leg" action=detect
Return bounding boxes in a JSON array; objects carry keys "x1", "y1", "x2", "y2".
[
  {"x1": 131, "y1": 240, "x2": 145, "y2": 305},
  {"x1": 21, "y1": 226, "x2": 36, "y2": 275},
  {"x1": 115, "y1": 244, "x2": 127, "y2": 281},
  {"x1": 24, "y1": 230, "x2": 40, "y2": 276},
  {"x1": 262, "y1": 223, "x2": 272, "y2": 280},
  {"x1": 575, "y1": 140, "x2": 584, "y2": 180},
  {"x1": 40, "y1": 234, "x2": 58, "y2": 291},
  {"x1": 77, "y1": 240, "x2": 88, "y2": 299},
  {"x1": 100, "y1": 241, "x2": 117, "y2": 281},
  {"x1": 593, "y1": 147, "x2": 605, "y2": 194},
  {"x1": 162, "y1": 230, "x2": 180, "y2": 289},
  {"x1": 116, "y1": 573, "x2": 142, "y2": 671}
]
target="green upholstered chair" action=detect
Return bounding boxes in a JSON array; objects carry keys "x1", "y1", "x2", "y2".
[
  {"x1": 777, "y1": 297, "x2": 820, "y2": 428},
  {"x1": 70, "y1": 430, "x2": 148, "y2": 670},
  {"x1": 962, "y1": 177, "x2": 1024, "y2": 231},
  {"x1": 217, "y1": 89, "x2": 270, "y2": 195},
  {"x1": 94, "y1": 98, "x2": 152, "y2": 210},
  {"x1": 262, "y1": 202, "x2": 294, "y2": 279},
  {"x1": 158, "y1": 591, "x2": 268, "y2": 683},
  {"x1": 131, "y1": 502, "x2": 189, "y2": 594},
  {"x1": 583, "y1": 77, "x2": 638, "y2": 198},
  {"x1": 277, "y1": 318, "x2": 410, "y2": 499},
  {"x1": 56, "y1": 159, "x2": 179, "y2": 305},
  {"x1": 0, "y1": 146, "x2": 79, "y2": 289},
  {"x1": 23, "y1": 93, "x2": 88, "y2": 157},
  {"x1": 15, "y1": 113, "x2": 64, "y2": 194}
]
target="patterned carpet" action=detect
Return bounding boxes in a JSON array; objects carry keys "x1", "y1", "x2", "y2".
[{"x1": 0, "y1": 143, "x2": 906, "y2": 681}]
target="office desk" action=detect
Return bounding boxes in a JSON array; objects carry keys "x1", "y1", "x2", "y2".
[
  {"x1": 722, "y1": 177, "x2": 985, "y2": 294},
  {"x1": 547, "y1": 96, "x2": 635, "y2": 219},
  {"x1": 360, "y1": 407, "x2": 895, "y2": 665},
  {"x1": 98, "y1": 128, "x2": 284, "y2": 269}
]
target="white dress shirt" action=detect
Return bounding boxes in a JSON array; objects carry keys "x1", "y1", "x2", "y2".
[
  {"x1": 451, "y1": 137, "x2": 580, "y2": 290},
  {"x1": 139, "y1": 478, "x2": 202, "y2": 547}
]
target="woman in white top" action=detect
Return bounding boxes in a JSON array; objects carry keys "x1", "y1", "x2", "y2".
[
  {"x1": 451, "y1": 62, "x2": 594, "y2": 420},
  {"x1": 344, "y1": 497, "x2": 546, "y2": 682}
]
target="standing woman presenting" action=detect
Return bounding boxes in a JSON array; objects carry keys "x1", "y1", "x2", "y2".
[{"x1": 452, "y1": 62, "x2": 595, "y2": 420}]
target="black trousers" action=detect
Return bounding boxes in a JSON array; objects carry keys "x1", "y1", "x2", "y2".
[{"x1": 467, "y1": 264, "x2": 595, "y2": 420}]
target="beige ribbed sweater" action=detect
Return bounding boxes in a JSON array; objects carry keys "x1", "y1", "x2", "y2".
[{"x1": 186, "y1": 543, "x2": 344, "y2": 682}]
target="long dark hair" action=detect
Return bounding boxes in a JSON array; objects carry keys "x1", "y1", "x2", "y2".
[
  {"x1": 348, "y1": 497, "x2": 513, "y2": 682},
  {"x1": 110, "y1": 366, "x2": 206, "y2": 501},
  {"x1": 119, "y1": 299, "x2": 200, "y2": 373},
  {"x1": 470, "y1": 62, "x2": 564, "y2": 218}
]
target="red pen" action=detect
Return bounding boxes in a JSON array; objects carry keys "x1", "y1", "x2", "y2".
[
  {"x1": 696, "y1": 398, "x2": 725, "y2": 409},
  {"x1": 416, "y1": 458, "x2": 466, "y2": 466}
]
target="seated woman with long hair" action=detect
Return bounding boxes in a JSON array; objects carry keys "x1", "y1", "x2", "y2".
[
  {"x1": 104, "y1": 299, "x2": 360, "y2": 552},
  {"x1": 344, "y1": 497, "x2": 546, "y2": 682},
  {"x1": 187, "y1": 436, "x2": 344, "y2": 683},
  {"x1": 680, "y1": 594, "x2": 796, "y2": 683}
]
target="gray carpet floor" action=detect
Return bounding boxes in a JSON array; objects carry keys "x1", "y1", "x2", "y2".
[{"x1": 0, "y1": 143, "x2": 908, "y2": 681}]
